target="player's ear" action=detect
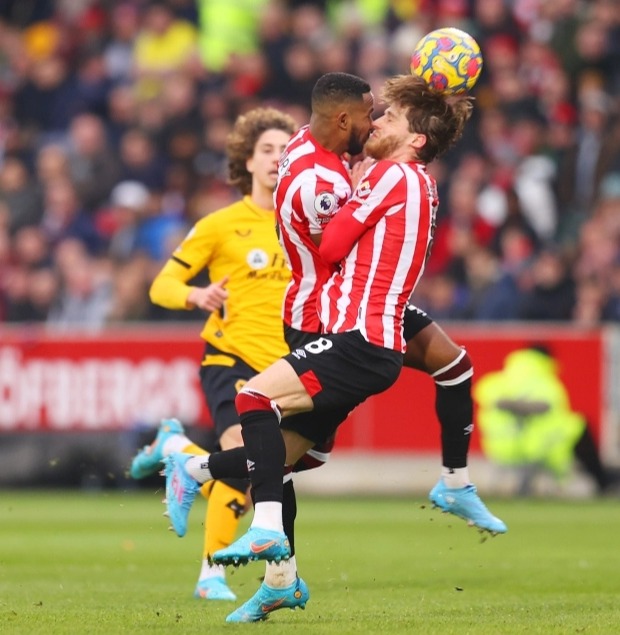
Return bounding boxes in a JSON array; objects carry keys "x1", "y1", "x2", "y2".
[
  {"x1": 411, "y1": 133, "x2": 427, "y2": 150},
  {"x1": 246, "y1": 156, "x2": 254, "y2": 174},
  {"x1": 337, "y1": 110, "x2": 349, "y2": 130}
]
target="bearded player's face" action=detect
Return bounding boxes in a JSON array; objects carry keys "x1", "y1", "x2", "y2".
[{"x1": 346, "y1": 92, "x2": 375, "y2": 156}]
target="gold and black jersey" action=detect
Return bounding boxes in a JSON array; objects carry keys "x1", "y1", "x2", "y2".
[{"x1": 150, "y1": 196, "x2": 291, "y2": 371}]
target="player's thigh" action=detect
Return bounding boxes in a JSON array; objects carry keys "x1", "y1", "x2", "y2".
[
  {"x1": 281, "y1": 428, "x2": 315, "y2": 465},
  {"x1": 245, "y1": 358, "x2": 314, "y2": 416},
  {"x1": 403, "y1": 310, "x2": 461, "y2": 374},
  {"x1": 281, "y1": 405, "x2": 351, "y2": 446},
  {"x1": 219, "y1": 424, "x2": 243, "y2": 450}
]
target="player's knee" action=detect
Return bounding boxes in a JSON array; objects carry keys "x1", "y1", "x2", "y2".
[
  {"x1": 235, "y1": 387, "x2": 281, "y2": 420},
  {"x1": 432, "y1": 348, "x2": 473, "y2": 387}
]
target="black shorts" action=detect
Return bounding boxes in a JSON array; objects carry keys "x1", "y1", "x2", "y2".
[
  {"x1": 282, "y1": 329, "x2": 402, "y2": 443},
  {"x1": 280, "y1": 325, "x2": 351, "y2": 443},
  {"x1": 403, "y1": 304, "x2": 433, "y2": 341},
  {"x1": 199, "y1": 343, "x2": 258, "y2": 438}
]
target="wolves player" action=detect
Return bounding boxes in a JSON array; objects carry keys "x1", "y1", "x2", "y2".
[{"x1": 130, "y1": 107, "x2": 334, "y2": 601}]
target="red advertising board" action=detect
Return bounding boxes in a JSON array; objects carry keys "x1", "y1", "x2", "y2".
[
  {"x1": 0, "y1": 325, "x2": 604, "y2": 451},
  {"x1": 339, "y1": 325, "x2": 604, "y2": 451}
]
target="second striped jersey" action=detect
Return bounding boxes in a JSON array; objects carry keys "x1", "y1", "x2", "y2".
[{"x1": 319, "y1": 159, "x2": 438, "y2": 352}]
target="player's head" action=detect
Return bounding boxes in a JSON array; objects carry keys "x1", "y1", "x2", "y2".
[
  {"x1": 310, "y1": 72, "x2": 374, "y2": 156},
  {"x1": 227, "y1": 107, "x2": 297, "y2": 196},
  {"x1": 365, "y1": 74, "x2": 473, "y2": 163}
]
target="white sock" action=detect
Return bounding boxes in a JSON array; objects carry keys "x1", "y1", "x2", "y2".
[
  {"x1": 442, "y1": 466, "x2": 471, "y2": 488},
  {"x1": 185, "y1": 455, "x2": 213, "y2": 483},
  {"x1": 264, "y1": 555, "x2": 297, "y2": 588},
  {"x1": 162, "y1": 434, "x2": 192, "y2": 456},
  {"x1": 199, "y1": 558, "x2": 225, "y2": 581},
  {"x1": 251, "y1": 501, "x2": 283, "y2": 532}
]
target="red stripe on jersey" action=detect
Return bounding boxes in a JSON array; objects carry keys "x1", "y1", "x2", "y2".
[
  {"x1": 298, "y1": 370, "x2": 323, "y2": 397},
  {"x1": 319, "y1": 160, "x2": 436, "y2": 352},
  {"x1": 275, "y1": 126, "x2": 352, "y2": 333}
]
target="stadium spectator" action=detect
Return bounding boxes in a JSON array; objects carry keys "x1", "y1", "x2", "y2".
[
  {"x1": 518, "y1": 245, "x2": 577, "y2": 321},
  {"x1": 102, "y1": 3, "x2": 141, "y2": 83},
  {"x1": 66, "y1": 113, "x2": 120, "y2": 213},
  {"x1": 132, "y1": 1, "x2": 198, "y2": 98},
  {"x1": 0, "y1": 0, "x2": 616, "y2": 328},
  {"x1": 117, "y1": 128, "x2": 166, "y2": 189},
  {"x1": 40, "y1": 178, "x2": 102, "y2": 255},
  {"x1": 46, "y1": 237, "x2": 113, "y2": 330},
  {"x1": 0, "y1": 156, "x2": 42, "y2": 233}
]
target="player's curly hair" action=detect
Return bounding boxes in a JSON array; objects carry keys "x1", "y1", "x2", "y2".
[
  {"x1": 227, "y1": 108, "x2": 297, "y2": 195},
  {"x1": 381, "y1": 75, "x2": 473, "y2": 163}
]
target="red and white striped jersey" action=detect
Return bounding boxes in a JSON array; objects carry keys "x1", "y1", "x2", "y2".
[
  {"x1": 274, "y1": 126, "x2": 352, "y2": 332},
  {"x1": 319, "y1": 159, "x2": 438, "y2": 352}
]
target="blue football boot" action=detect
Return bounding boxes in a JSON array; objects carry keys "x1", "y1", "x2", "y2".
[
  {"x1": 163, "y1": 453, "x2": 200, "y2": 537},
  {"x1": 212, "y1": 527, "x2": 291, "y2": 566},
  {"x1": 194, "y1": 576, "x2": 236, "y2": 601},
  {"x1": 130, "y1": 418, "x2": 185, "y2": 479},
  {"x1": 226, "y1": 577, "x2": 309, "y2": 622},
  {"x1": 429, "y1": 480, "x2": 507, "y2": 534}
]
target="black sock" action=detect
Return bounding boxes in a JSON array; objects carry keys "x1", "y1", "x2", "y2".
[
  {"x1": 208, "y1": 447, "x2": 249, "y2": 479},
  {"x1": 282, "y1": 480, "x2": 297, "y2": 556},
  {"x1": 436, "y1": 380, "x2": 472, "y2": 469},
  {"x1": 240, "y1": 410, "x2": 285, "y2": 503},
  {"x1": 219, "y1": 477, "x2": 249, "y2": 495}
]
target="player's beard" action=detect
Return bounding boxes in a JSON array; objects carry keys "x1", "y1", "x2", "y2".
[
  {"x1": 365, "y1": 133, "x2": 401, "y2": 160},
  {"x1": 347, "y1": 124, "x2": 370, "y2": 156}
]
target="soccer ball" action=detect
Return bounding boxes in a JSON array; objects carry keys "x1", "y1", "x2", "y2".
[{"x1": 410, "y1": 27, "x2": 483, "y2": 94}]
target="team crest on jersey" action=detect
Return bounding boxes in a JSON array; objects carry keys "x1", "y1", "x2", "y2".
[{"x1": 246, "y1": 248, "x2": 269, "y2": 270}]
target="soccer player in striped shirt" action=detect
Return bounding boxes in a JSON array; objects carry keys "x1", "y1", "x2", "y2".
[
  {"x1": 273, "y1": 73, "x2": 505, "y2": 536},
  {"x1": 164, "y1": 74, "x2": 506, "y2": 621},
  {"x1": 129, "y1": 107, "x2": 332, "y2": 603},
  {"x1": 275, "y1": 73, "x2": 503, "y2": 531}
]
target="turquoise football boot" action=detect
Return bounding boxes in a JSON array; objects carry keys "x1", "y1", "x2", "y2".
[
  {"x1": 212, "y1": 527, "x2": 291, "y2": 566},
  {"x1": 129, "y1": 418, "x2": 185, "y2": 479},
  {"x1": 194, "y1": 576, "x2": 236, "y2": 601},
  {"x1": 429, "y1": 480, "x2": 507, "y2": 534},
  {"x1": 226, "y1": 577, "x2": 309, "y2": 622},
  {"x1": 163, "y1": 452, "x2": 200, "y2": 537}
]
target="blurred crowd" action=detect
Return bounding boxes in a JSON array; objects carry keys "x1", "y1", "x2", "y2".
[{"x1": 0, "y1": 0, "x2": 619, "y2": 329}]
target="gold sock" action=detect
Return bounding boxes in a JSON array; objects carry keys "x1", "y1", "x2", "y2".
[
  {"x1": 203, "y1": 481, "x2": 246, "y2": 558},
  {"x1": 181, "y1": 443, "x2": 208, "y2": 455}
]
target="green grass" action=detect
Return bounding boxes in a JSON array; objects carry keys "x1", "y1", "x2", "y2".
[{"x1": 1, "y1": 491, "x2": 619, "y2": 634}]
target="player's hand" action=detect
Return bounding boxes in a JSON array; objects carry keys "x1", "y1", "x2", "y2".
[
  {"x1": 187, "y1": 276, "x2": 229, "y2": 311},
  {"x1": 351, "y1": 156, "x2": 375, "y2": 189}
]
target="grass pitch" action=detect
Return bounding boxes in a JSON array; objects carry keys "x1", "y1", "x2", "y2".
[{"x1": 1, "y1": 490, "x2": 619, "y2": 634}]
